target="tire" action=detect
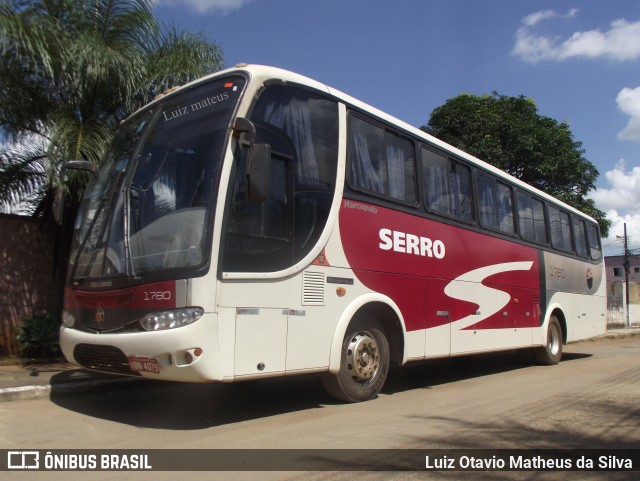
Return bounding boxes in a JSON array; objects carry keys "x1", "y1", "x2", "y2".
[
  {"x1": 322, "y1": 318, "x2": 390, "y2": 403},
  {"x1": 534, "y1": 315, "x2": 563, "y2": 365}
]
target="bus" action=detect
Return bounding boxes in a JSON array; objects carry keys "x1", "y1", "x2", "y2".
[{"x1": 59, "y1": 64, "x2": 606, "y2": 402}]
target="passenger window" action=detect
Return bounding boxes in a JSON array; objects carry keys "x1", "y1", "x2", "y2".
[
  {"x1": 517, "y1": 193, "x2": 547, "y2": 245},
  {"x1": 477, "y1": 174, "x2": 515, "y2": 234},
  {"x1": 573, "y1": 218, "x2": 589, "y2": 258},
  {"x1": 548, "y1": 206, "x2": 573, "y2": 253},
  {"x1": 385, "y1": 132, "x2": 417, "y2": 202},
  {"x1": 348, "y1": 115, "x2": 416, "y2": 204},
  {"x1": 421, "y1": 147, "x2": 473, "y2": 222},
  {"x1": 587, "y1": 223, "x2": 602, "y2": 260}
]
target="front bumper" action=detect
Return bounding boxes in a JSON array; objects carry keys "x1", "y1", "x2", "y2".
[{"x1": 60, "y1": 312, "x2": 225, "y2": 383}]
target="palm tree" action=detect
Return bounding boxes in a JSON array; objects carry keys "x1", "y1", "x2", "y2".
[{"x1": 0, "y1": 0, "x2": 224, "y2": 216}]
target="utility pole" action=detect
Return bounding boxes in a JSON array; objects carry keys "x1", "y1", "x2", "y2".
[{"x1": 623, "y1": 223, "x2": 631, "y2": 327}]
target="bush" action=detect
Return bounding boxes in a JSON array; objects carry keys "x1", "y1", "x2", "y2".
[{"x1": 16, "y1": 312, "x2": 61, "y2": 359}]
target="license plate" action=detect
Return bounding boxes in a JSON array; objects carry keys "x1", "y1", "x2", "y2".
[{"x1": 128, "y1": 356, "x2": 160, "y2": 374}]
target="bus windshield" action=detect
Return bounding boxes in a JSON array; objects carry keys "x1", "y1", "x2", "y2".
[{"x1": 69, "y1": 76, "x2": 246, "y2": 283}]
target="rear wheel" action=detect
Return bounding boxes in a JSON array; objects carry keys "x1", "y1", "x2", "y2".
[
  {"x1": 534, "y1": 315, "x2": 563, "y2": 365},
  {"x1": 322, "y1": 318, "x2": 390, "y2": 403}
]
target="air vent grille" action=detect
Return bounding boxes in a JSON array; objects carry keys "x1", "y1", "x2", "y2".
[{"x1": 302, "y1": 271, "x2": 325, "y2": 306}]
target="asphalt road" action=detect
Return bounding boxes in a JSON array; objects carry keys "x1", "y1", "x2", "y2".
[{"x1": 1, "y1": 335, "x2": 639, "y2": 481}]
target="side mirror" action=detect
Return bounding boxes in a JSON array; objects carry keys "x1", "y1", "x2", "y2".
[
  {"x1": 53, "y1": 161, "x2": 97, "y2": 224},
  {"x1": 233, "y1": 117, "x2": 271, "y2": 203},
  {"x1": 247, "y1": 143, "x2": 271, "y2": 203}
]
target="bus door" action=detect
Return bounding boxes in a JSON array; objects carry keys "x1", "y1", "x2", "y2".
[{"x1": 224, "y1": 122, "x2": 294, "y2": 377}]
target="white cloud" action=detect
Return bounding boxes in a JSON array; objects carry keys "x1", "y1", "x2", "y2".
[
  {"x1": 590, "y1": 160, "x2": 640, "y2": 254},
  {"x1": 601, "y1": 209, "x2": 640, "y2": 256},
  {"x1": 513, "y1": 10, "x2": 640, "y2": 63},
  {"x1": 522, "y1": 8, "x2": 578, "y2": 28},
  {"x1": 617, "y1": 86, "x2": 640, "y2": 141},
  {"x1": 155, "y1": 0, "x2": 255, "y2": 14},
  {"x1": 591, "y1": 160, "x2": 640, "y2": 211}
]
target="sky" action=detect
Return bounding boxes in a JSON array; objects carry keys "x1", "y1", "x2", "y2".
[{"x1": 151, "y1": 0, "x2": 640, "y2": 255}]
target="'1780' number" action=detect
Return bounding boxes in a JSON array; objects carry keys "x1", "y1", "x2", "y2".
[{"x1": 143, "y1": 291, "x2": 171, "y2": 301}]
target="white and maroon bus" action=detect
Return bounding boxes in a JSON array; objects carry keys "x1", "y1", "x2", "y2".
[{"x1": 59, "y1": 65, "x2": 606, "y2": 402}]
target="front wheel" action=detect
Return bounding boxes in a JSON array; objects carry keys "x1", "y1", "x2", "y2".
[
  {"x1": 322, "y1": 318, "x2": 390, "y2": 403},
  {"x1": 534, "y1": 315, "x2": 563, "y2": 365}
]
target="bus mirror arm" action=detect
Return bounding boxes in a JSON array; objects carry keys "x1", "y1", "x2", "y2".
[
  {"x1": 53, "y1": 160, "x2": 97, "y2": 225},
  {"x1": 233, "y1": 117, "x2": 271, "y2": 203},
  {"x1": 233, "y1": 117, "x2": 256, "y2": 141}
]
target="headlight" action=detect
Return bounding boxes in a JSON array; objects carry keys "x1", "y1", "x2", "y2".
[
  {"x1": 62, "y1": 310, "x2": 76, "y2": 328},
  {"x1": 140, "y1": 307, "x2": 204, "y2": 331}
]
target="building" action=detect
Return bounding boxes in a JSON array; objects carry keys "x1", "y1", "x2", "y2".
[
  {"x1": 605, "y1": 254, "x2": 640, "y2": 325},
  {"x1": 605, "y1": 255, "x2": 640, "y2": 284}
]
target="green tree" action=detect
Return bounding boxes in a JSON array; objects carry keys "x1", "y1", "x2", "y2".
[
  {"x1": 0, "y1": 0, "x2": 224, "y2": 215},
  {"x1": 422, "y1": 92, "x2": 610, "y2": 237}
]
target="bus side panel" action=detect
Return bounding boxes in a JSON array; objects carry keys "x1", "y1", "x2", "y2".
[
  {"x1": 219, "y1": 269, "x2": 371, "y2": 376},
  {"x1": 542, "y1": 251, "x2": 606, "y2": 342},
  {"x1": 338, "y1": 199, "x2": 541, "y2": 357}
]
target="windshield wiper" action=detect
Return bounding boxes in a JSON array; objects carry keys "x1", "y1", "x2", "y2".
[
  {"x1": 69, "y1": 189, "x2": 113, "y2": 283},
  {"x1": 121, "y1": 183, "x2": 137, "y2": 279}
]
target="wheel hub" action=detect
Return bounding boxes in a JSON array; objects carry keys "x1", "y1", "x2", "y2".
[
  {"x1": 549, "y1": 324, "x2": 560, "y2": 355},
  {"x1": 346, "y1": 332, "x2": 380, "y2": 383}
]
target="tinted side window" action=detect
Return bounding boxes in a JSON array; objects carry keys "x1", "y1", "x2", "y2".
[
  {"x1": 421, "y1": 147, "x2": 473, "y2": 222},
  {"x1": 517, "y1": 193, "x2": 547, "y2": 245},
  {"x1": 385, "y1": 132, "x2": 416, "y2": 203},
  {"x1": 223, "y1": 86, "x2": 339, "y2": 272},
  {"x1": 549, "y1": 206, "x2": 573, "y2": 253},
  {"x1": 477, "y1": 174, "x2": 515, "y2": 234},
  {"x1": 573, "y1": 218, "x2": 589, "y2": 258},
  {"x1": 587, "y1": 223, "x2": 602, "y2": 260},
  {"x1": 348, "y1": 115, "x2": 416, "y2": 203}
]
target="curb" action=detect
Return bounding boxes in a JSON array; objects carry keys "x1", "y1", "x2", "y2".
[{"x1": 0, "y1": 377, "x2": 147, "y2": 403}]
